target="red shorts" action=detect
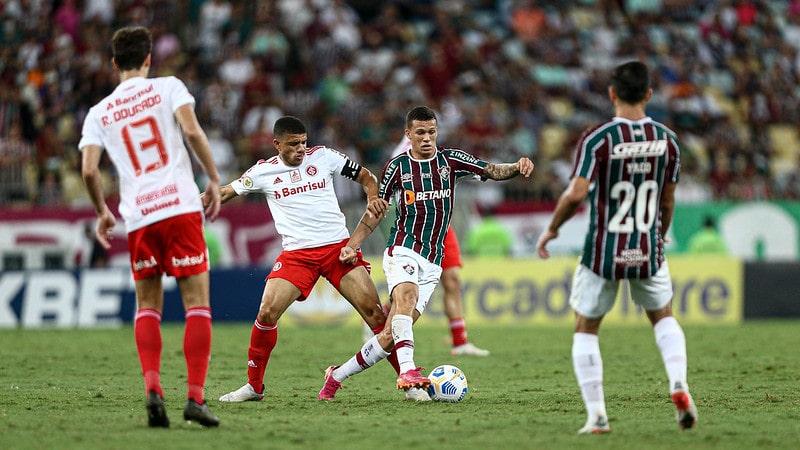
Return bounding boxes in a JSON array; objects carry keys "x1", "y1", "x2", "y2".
[
  {"x1": 267, "y1": 238, "x2": 370, "y2": 301},
  {"x1": 127, "y1": 212, "x2": 208, "y2": 280},
  {"x1": 441, "y1": 226, "x2": 462, "y2": 270}
]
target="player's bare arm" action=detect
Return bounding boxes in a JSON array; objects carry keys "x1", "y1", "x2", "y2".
[
  {"x1": 659, "y1": 182, "x2": 677, "y2": 237},
  {"x1": 175, "y1": 103, "x2": 221, "y2": 221},
  {"x1": 340, "y1": 210, "x2": 384, "y2": 265},
  {"x1": 355, "y1": 167, "x2": 389, "y2": 219},
  {"x1": 483, "y1": 157, "x2": 534, "y2": 180},
  {"x1": 536, "y1": 176, "x2": 590, "y2": 259},
  {"x1": 217, "y1": 184, "x2": 239, "y2": 204},
  {"x1": 81, "y1": 144, "x2": 116, "y2": 249}
]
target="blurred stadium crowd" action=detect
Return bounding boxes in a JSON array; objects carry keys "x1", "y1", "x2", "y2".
[{"x1": 2, "y1": 0, "x2": 800, "y2": 210}]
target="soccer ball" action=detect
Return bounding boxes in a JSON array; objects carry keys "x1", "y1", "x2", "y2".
[{"x1": 427, "y1": 364, "x2": 468, "y2": 402}]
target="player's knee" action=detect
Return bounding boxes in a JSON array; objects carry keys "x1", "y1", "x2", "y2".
[
  {"x1": 394, "y1": 295, "x2": 417, "y2": 313},
  {"x1": 256, "y1": 305, "x2": 281, "y2": 324},
  {"x1": 363, "y1": 304, "x2": 387, "y2": 327}
]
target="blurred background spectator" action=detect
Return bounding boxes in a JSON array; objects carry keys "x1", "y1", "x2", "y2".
[
  {"x1": 687, "y1": 215, "x2": 729, "y2": 255},
  {"x1": 466, "y1": 213, "x2": 515, "y2": 257}
]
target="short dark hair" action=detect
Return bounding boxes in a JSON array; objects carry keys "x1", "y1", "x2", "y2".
[
  {"x1": 611, "y1": 61, "x2": 650, "y2": 104},
  {"x1": 273, "y1": 116, "x2": 307, "y2": 138},
  {"x1": 405, "y1": 105, "x2": 437, "y2": 130},
  {"x1": 112, "y1": 26, "x2": 152, "y2": 71}
]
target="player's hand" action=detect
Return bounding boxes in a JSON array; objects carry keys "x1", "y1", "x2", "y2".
[
  {"x1": 518, "y1": 158, "x2": 534, "y2": 178},
  {"x1": 366, "y1": 197, "x2": 389, "y2": 219},
  {"x1": 536, "y1": 228, "x2": 557, "y2": 259},
  {"x1": 95, "y1": 208, "x2": 116, "y2": 250},
  {"x1": 203, "y1": 181, "x2": 221, "y2": 222},
  {"x1": 339, "y1": 245, "x2": 358, "y2": 265}
]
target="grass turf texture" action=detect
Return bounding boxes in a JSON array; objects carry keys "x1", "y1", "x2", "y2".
[{"x1": 1, "y1": 321, "x2": 799, "y2": 449}]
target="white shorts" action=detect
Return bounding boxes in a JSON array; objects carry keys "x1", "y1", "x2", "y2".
[
  {"x1": 569, "y1": 260, "x2": 673, "y2": 319},
  {"x1": 383, "y1": 246, "x2": 443, "y2": 315}
]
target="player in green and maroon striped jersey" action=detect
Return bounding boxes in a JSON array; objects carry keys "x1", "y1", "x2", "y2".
[
  {"x1": 537, "y1": 61, "x2": 697, "y2": 434},
  {"x1": 319, "y1": 106, "x2": 533, "y2": 401}
]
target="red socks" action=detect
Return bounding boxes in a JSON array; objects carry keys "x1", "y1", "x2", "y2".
[
  {"x1": 135, "y1": 308, "x2": 163, "y2": 397},
  {"x1": 136, "y1": 307, "x2": 214, "y2": 404},
  {"x1": 184, "y1": 306, "x2": 212, "y2": 404},
  {"x1": 247, "y1": 319, "x2": 278, "y2": 393},
  {"x1": 450, "y1": 318, "x2": 468, "y2": 347}
]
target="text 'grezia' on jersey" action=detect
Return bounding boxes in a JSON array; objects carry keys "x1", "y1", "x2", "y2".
[
  {"x1": 610, "y1": 139, "x2": 667, "y2": 159},
  {"x1": 274, "y1": 179, "x2": 326, "y2": 199},
  {"x1": 404, "y1": 188, "x2": 451, "y2": 204}
]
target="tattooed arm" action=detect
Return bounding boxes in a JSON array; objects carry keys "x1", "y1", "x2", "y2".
[{"x1": 483, "y1": 157, "x2": 534, "y2": 180}]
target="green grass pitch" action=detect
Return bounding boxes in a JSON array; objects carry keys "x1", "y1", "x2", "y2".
[{"x1": 1, "y1": 320, "x2": 799, "y2": 449}]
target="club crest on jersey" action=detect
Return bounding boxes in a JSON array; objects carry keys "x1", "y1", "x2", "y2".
[
  {"x1": 272, "y1": 262, "x2": 283, "y2": 272},
  {"x1": 242, "y1": 176, "x2": 254, "y2": 189},
  {"x1": 610, "y1": 140, "x2": 667, "y2": 159},
  {"x1": 290, "y1": 169, "x2": 301, "y2": 183},
  {"x1": 306, "y1": 165, "x2": 318, "y2": 177},
  {"x1": 403, "y1": 264, "x2": 415, "y2": 275},
  {"x1": 438, "y1": 166, "x2": 450, "y2": 179}
]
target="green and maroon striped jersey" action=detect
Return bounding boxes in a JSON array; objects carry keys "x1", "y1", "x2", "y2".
[
  {"x1": 379, "y1": 147, "x2": 487, "y2": 265},
  {"x1": 573, "y1": 117, "x2": 681, "y2": 280}
]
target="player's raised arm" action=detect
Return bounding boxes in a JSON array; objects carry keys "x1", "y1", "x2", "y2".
[{"x1": 483, "y1": 157, "x2": 534, "y2": 180}]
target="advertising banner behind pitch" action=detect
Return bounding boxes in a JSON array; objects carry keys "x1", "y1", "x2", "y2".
[
  {"x1": 291, "y1": 255, "x2": 743, "y2": 327},
  {"x1": 0, "y1": 256, "x2": 741, "y2": 329}
]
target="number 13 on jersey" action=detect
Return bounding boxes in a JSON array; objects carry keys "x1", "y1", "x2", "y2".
[{"x1": 122, "y1": 115, "x2": 169, "y2": 177}]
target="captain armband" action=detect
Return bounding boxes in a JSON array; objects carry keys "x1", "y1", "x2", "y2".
[{"x1": 340, "y1": 159, "x2": 362, "y2": 181}]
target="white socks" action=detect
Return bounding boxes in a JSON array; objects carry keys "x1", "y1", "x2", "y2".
[
  {"x1": 572, "y1": 332, "x2": 606, "y2": 419},
  {"x1": 333, "y1": 335, "x2": 390, "y2": 382},
  {"x1": 571, "y1": 316, "x2": 689, "y2": 423},
  {"x1": 654, "y1": 316, "x2": 688, "y2": 392},
  {"x1": 391, "y1": 314, "x2": 415, "y2": 373}
]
